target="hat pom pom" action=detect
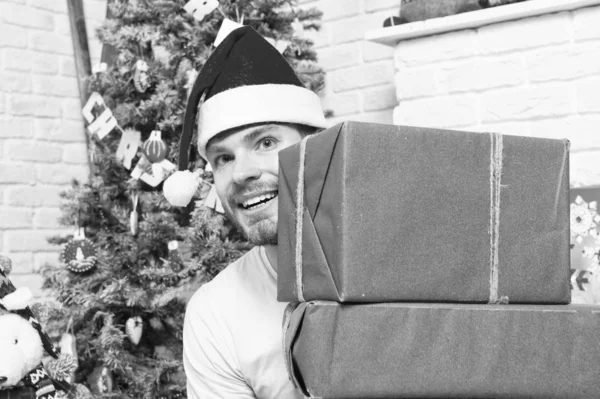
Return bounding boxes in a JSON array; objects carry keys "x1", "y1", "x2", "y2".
[{"x1": 163, "y1": 170, "x2": 200, "y2": 207}]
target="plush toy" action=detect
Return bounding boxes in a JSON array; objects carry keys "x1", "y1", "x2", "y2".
[{"x1": 0, "y1": 255, "x2": 71, "y2": 399}]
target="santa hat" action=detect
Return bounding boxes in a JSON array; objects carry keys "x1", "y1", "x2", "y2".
[{"x1": 163, "y1": 25, "x2": 327, "y2": 207}]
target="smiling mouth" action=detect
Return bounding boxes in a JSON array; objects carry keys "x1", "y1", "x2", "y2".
[{"x1": 239, "y1": 191, "x2": 278, "y2": 210}]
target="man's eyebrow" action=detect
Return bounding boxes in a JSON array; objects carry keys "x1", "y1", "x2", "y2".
[{"x1": 206, "y1": 124, "x2": 279, "y2": 155}]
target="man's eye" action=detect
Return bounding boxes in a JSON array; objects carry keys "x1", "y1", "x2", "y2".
[
  {"x1": 214, "y1": 154, "x2": 232, "y2": 167},
  {"x1": 259, "y1": 138, "x2": 277, "y2": 150}
]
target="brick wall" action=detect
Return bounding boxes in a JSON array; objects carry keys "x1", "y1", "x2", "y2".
[
  {"x1": 391, "y1": 5, "x2": 600, "y2": 188},
  {"x1": 0, "y1": 0, "x2": 106, "y2": 293}
]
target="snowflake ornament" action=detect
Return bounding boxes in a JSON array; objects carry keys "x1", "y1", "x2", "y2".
[{"x1": 570, "y1": 195, "x2": 600, "y2": 244}]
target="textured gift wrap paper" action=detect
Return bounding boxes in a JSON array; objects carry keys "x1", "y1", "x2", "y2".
[
  {"x1": 278, "y1": 121, "x2": 570, "y2": 304},
  {"x1": 284, "y1": 301, "x2": 600, "y2": 399}
]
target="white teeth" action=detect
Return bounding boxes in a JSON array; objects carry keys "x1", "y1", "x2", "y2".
[{"x1": 242, "y1": 193, "x2": 276, "y2": 208}]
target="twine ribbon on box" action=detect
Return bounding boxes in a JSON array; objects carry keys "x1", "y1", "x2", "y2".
[{"x1": 293, "y1": 133, "x2": 510, "y2": 304}]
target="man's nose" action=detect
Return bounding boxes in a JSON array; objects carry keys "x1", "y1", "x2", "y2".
[{"x1": 232, "y1": 153, "x2": 262, "y2": 185}]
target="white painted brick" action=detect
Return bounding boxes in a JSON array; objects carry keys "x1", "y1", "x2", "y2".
[
  {"x1": 6, "y1": 185, "x2": 64, "y2": 207},
  {"x1": 0, "y1": 162, "x2": 36, "y2": 183},
  {"x1": 317, "y1": 42, "x2": 360, "y2": 71},
  {"x1": 439, "y1": 55, "x2": 525, "y2": 94},
  {"x1": 0, "y1": 71, "x2": 31, "y2": 93},
  {"x1": 33, "y1": 207, "x2": 62, "y2": 228},
  {"x1": 36, "y1": 163, "x2": 89, "y2": 185},
  {"x1": 61, "y1": 98, "x2": 84, "y2": 120},
  {"x1": 363, "y1": 41, "x2": 394, "y2": 62},
  {"x1": 34, "y1": 119, "x2": 86, "y2": 142},
  {"x1": 575, "y1": 78, "x2": 600, "y2": 113},
  {"x1": 363, "y1": 84, "x2": 397, "y2": 112},
  {"x1": 478, "y1": 12, "x2": 570, "y2": 55},
  {"x1": 365, "y1": 0, "x2": 400, "y2": 13},
  {"x1": 331, "y1": 62, "x2": 394, "y2": 92},
  {"x1": 0, "y1": 24, "x2": 27, "y2": 48},
  {"x1": 571, "y1": 150, "x2": 600, "y2": 188},
  {"x1": 33, "y1": 252, "x2": 60, "y2": 272},
  {"x1": 4, "y1": 252, "x2": 33, "y2": 274},
  {"x1": 481, "y1": 85, "x2": 571, "y2": 122},
  {"x1": 1, "y1": 3, "x2": 54, "y2": 30},
  {"x1": 0, "y1": 207, "x2": 33, "y2": 229},
  {"x1": 346, "y1": 109, "x2": 394, "y2": 125},
  {"x1": 62, "y1": 143, "x2": 90, "y2": 164},
  {"x1": 0, "y1": 94, "x2": 5, "y2": 112},
  {"x1": 477, "y1": 121, "x2": 530, "y2": 137},
  {"x1": 9, "y1": 274, "x2": 44, "y2": 297},
  {"x1": 5, "y1": 140, "x2": 63, "y2": 162},
  {"x1": 59, "y1": 56, "x2": 77, "y2": 77},
  {"x1": 32, "y1": 52, "x2": 61, "y2": 75},
  {"x1": 6, "y1": 229, "x2": 65, "y2": 252},
  {"x1": 330, "y1": 10, "x2": 391, "y2": 45},
  {"x1": 321, "y1": 91, "x2": 361, "y2": 117},
  {"x1": 394, "y1": 30, "x2": 477, "y2": 67},
  {"x1": 529, "y1": 116, "x2": 600, "y2": 151},
  {"x1": 526, "y1": 43, "x2": 600, "y2": 82},
  {"x1": 573, "y1": 5, "x2": 600, "y2": 41},
  {"x1": 8, "y1": 94, "x2": 62, "y2": 117},
  {"x1": 29, "y1": 0, "x2": 68, "y2": 13},
  {"x1": 395, "y1": 67, "x2": 438, "y2": 100},
  {"x1": 0, "y1": 117, "x2": 34, "y2": 138},
  {"x1": 394, "y1": 94, "x2": 479, "y2": 127},
  {"x1": 30, "y1": 31, "x2": 73, "y2": 56},
  {"x1": 318, "y1": 0, "x2": 360, "y2": 21},
  {"x1": 32, "y1": 75, "x2": 79, "y2": 98},
  {"x1": 83, "y1": 0, "x2": 108, "y2": 20},
  {"x1": 3, "y1": 48, "x2": 34, "y2": 71},
  {"x1": 54, "y1": 14, "x2": 71, "y2": 36}
]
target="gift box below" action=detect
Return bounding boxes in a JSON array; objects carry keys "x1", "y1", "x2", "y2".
[
  {"x1": 284, "y1": 301, "x2": 600, "y2": 399},
  {"x1": 278, "y1": 121, "x2": 570, "y2": 304},
  {"x1": 0, "y1": 388, "x2": 35, "y2": 399}
]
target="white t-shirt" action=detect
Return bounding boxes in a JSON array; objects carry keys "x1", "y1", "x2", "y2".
[{"x1": 183, "y1": 246, "x2": 303, "y2": 399}]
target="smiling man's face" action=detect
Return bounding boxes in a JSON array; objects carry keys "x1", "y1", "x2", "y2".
[{"x1": 205, "y1": 123, "x2": 304, "y2": 245}]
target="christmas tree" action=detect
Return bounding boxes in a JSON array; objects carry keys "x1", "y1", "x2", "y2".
[{"x1": 39, "y1": 1, "x2": 324, "y2": 397}]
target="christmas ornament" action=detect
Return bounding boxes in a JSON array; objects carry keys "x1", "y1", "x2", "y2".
[
  {"x1": 131, "y1": 154, "x2": 176, "y2": 187},
  {"x1": 265, "y1": 37, "x2": 290, "y2": 54},
  {"x1": 149, "y1": 316, "x2": 164, "y2": 331},
  {"x1": 571, "y1": 195, "x2": 600, "y2": 244},
  {"x1": 167, "y1": 241, "x2": 184, "y2": 272},
  {"x1": 133, "y1": 60, "x2": 151, "y2": 93},
  {"x1": 61, "y1": 228, "x2": 97, "y2": 273},
  {"x1": 116, "y1": 127, "x2": 141, "y2": 169},
  {"x1": 214, "y1": 18, "x2": 244, "y2": 47},
  {"x1": 92, "y1": 62, "x2": 107, "y2": 74},
  {"x1": 81, "y1": 92, "x2": 118, "y2": 140},
  {"x1": 203, "y1": 185, "x2": 224, "y2": 213},
  {"x1": 163, "y1": 170, "x2": 201, "y2": 207},
  {"x1": 130, "y1": 193, "x2": 139, "y2": 236},
  {"x1": 126, "y1": 316, "x2": 143, "y2": 345},
  {"x1": 0, "y1": 254, "x2": 12, "y2": 274},
  {"x1": 87, "y1": 365, "x2": 113, "y2": 395},
  {"x1": 184, "y1": 0, "x2": 219, "y2": 21},
  {"x1": 142, "y1": 130, "x2": 168, "y2": 163}
]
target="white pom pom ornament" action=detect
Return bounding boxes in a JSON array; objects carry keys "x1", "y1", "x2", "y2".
[{"x1": 163, "y1": 170, "x2": 200, "y2": 207}]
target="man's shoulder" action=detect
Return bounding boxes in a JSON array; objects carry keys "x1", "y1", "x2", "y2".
[{"x1": 187, "y1": 246, "x2": 265, "y2": 309}]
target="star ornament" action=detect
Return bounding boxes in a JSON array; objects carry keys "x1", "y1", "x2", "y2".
[{"x1": 570, "y1": 195, "x2": 600, "y2": 244}]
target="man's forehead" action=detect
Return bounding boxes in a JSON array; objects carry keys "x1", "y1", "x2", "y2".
[{"x1": 205, "y1": 123, "x2": 284, "y2": 153}]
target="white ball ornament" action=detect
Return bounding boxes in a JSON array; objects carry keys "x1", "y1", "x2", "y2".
[
  {"x1": 163, "y1": 170, "x2": 200, "y2": 207},
  {"x1": 126, "y1": 316, "x2": 143, "y2": 345}
]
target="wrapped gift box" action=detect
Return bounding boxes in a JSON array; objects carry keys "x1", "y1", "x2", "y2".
[
  {"x1": 284, "y1": 301, "x2": 600, "y2": 399},
  {"x1": 0, "y1": 388, "x2": 35, "y2": 399},
  {"x1": 278, "y1": 122, "x2": 570, "y2": 303}
]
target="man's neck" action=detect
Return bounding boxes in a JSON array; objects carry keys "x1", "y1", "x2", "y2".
[{"x1": 264, "y1": 245, "x2": 278, "y2": 273}]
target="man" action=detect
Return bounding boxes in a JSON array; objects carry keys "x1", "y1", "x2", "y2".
[{"x1": 163, "y1": 26, "x2": 327, "y2": 398}]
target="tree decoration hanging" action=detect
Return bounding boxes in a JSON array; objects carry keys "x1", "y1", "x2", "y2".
[
  {"x1": 142, "y1": 130, "x2": 168, "y2": 163},
  {"x1": 61, "y1": 228, "x2": 98, "y2": 273},
  {"x1": 126, "y1": 316, "x2": 143, "y2": 345},
  {"x1": 184, "y1": 0, "x2": 219, "y2": 21},
  {"x1": 167, "y1": 241, "x2": 185, "y2": 272},
  {"x1": 130, "y1": 192, "x2": 139, "y2": 236},
  {"x1": 116, "y1": 127, "x2": 141, "y2": 169},
  {"x1": 87, "y1": 365, "x2": 113, "y2": 395},
  {"x1": 133, "y1": 60, "x2": 151, "y2": 93},
  {"x1": 81, "y1": 92, "x2": 118, "y2": 140}
]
